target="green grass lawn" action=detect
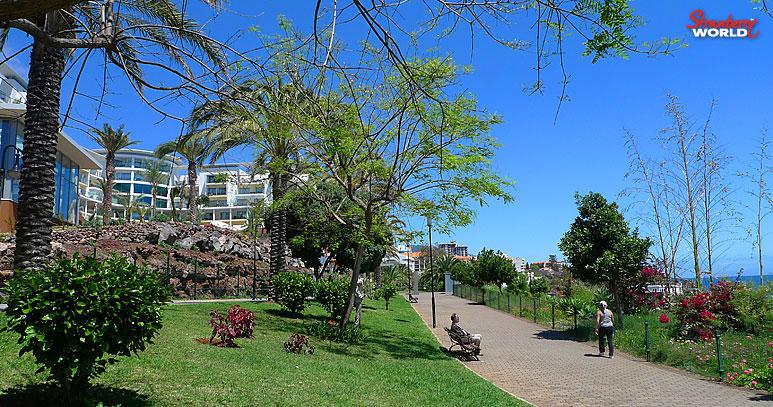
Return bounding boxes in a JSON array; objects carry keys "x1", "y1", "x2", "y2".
[{"x1": 0, "y1": 297, "x2": 527, "y2": 406}]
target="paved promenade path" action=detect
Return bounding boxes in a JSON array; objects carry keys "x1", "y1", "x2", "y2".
[{"x1": 411, "y1": 292, "x2": 771, "y2": 407}]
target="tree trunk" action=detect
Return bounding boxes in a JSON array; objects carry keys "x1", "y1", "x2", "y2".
[
  {"x1": 102, "y1": 154, "x2": 114, "y2": 225},
  {"x1": 187, "y1": 161, "x2": 197, "y2": 223},
  {"x1": 13, "y1": 12, "x2": 68, "y2": 272},
  {"x1": 269, "y1": 171, "x2": 286, "y2": 276},
  {"x1": 151, "y1": 186, "x2": 157, "y2": 218},
  {"x1": 339, "y1": 241, "x2": 365, "y2": 329}
]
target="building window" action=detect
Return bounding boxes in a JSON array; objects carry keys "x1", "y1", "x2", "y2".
[
  {"x1": 134, "y1": 184, "x2": 152, "y2": 194},
  {"x1": 207, "y1": 200, "x2": 226, "y2": 207},
  {"x1": 115, "y1": 171, "x2": 132, "y2": 181},
  {"x1": 112, "y1": 183, "x2": 131, "y2": 194},
  {"x1": 155, "y1": 198, "x2": 167, "y2": 209},
  {"x1": 114, "y1": 158, "x2": 130, "y2": 168},
  {"x1": 207, "y1": 187, "x2": 226, "y2": 195},
  {"x1": 233, "y1": 210, "x2": 247, "y2": 219},
  {"x1": 133, "y1": 159, "x2": 147, "y2": 169},
  {"x1": 218, "y1": 211, "x2": 230, "y2": 220},
  {"x1": 202, "y1": 212, "x2": 213, "y2": 220}
]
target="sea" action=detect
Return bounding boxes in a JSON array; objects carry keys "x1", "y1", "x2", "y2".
[{"x1": 685, "y1": 274, "x2": 772, "y2": 288}]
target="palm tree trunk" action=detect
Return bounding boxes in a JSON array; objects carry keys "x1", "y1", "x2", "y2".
[
  {"x1": 151, "y1": 186, "x2": 157, "y2": 218},
  {"x1": 102, "y1": 153, "x2": 114, "y2": 225},
  {"x1": 187, "y1": 161, "x2": 197, "y2": 223},
  {"x1": 269, "y1": 171, "x2": 286, "y2": 276},
  {"x1": 13, "y1": 12, "x2": 68, "y2": 272}
]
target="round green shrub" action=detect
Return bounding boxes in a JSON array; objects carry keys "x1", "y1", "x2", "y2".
[
  {"x1": 2, "y1": 254, "x2": 169, "y2": 399},
  {"x1": 271, "y1": 271, "x2": 314, "y2": 314},
  {"x1": 150, "y1": 213, "x2": 172, "y2": 222},
  {"x1": 374, "y1": 284, "x2": 397, "y2": 310},
  {"x1": 315, "y1": 277, "x2": 350, "y2": 318}
]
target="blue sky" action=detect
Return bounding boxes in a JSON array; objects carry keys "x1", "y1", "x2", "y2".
[{"x1": 4, "y1": 1, "x2": 772, "y2": 277}]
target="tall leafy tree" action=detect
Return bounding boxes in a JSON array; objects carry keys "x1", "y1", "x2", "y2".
[
  {"x1": 155, "y1": 136, "x2": 215, "y2": 223},
  {"x1": 476, "y1": 248, "x2": 516, "y2": 293},
  {"x1": 559, "y1": 192, "x2": 651, "y2": 328},
  {"x1": 90, "y1": 123, "x2": 137, "y2": 225}
]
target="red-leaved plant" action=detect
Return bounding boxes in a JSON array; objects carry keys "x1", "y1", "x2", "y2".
[
  {"x1": 207, "y1": 305, "x2": 255, "y2": 347},
  {"x1": 227, "y1": 305, "x2": 255, "y2": 338},
  {"x1": 209, "y1": 311, "x2": 237, "y2": 347}
]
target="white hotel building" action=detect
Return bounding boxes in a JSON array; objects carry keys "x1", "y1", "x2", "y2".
[{"x1": 79, "y1": 153, "x2": 272, "y2": 228}]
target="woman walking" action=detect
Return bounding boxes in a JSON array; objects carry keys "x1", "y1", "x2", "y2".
[{"x1": 595, "y1": 300, "x2": 614, "y2": 358}]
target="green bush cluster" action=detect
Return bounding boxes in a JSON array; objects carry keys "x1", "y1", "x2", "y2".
[
  {"x1": 272, "y1": 271, "x2": 315, "y2": 313},
  {"x1": 2, "y1": 254, "x2": 169, "y2": 401},
  {"x1": 315, "y1": 276, "x2": 350, "y2": 318},
  {"x1": 373, "y1": 284, "x2": 397, "y2": 310},
  {"x1": 150, "y1": 213, "x2": 172, "y2": 222}
]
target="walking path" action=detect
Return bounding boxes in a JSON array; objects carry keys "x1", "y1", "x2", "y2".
[{"x1": 411, "y1": 292, "x2": 771, "y2": 407}]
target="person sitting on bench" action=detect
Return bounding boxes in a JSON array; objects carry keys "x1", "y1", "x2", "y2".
[{"x1": 450, "y1": 313, "x2": 481, "y2": 348}]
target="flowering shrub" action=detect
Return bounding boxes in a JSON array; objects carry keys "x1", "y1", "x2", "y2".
[
  {"x1": 227, "y1": 305, "x2": 255, "y2": 338},
  {"x1": 674, "y1": 292, "x2": 718, "y2": 341},
  {"x1": 659, "y1": 313, "x2": 670, "y2": 324},
  {"x1": 621, "y1": 265, "x2": 666, "y2": 313},
  {"x1": 284, "y1": 333, "x2": 315, "y2": 354},
  {"x1": 727, "y1": 364, "x2": 773, "y2": 392}
]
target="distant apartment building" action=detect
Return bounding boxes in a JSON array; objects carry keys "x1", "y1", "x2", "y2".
[
  {"x1": 438, "y1": 241, "x2": 469, "y2": 257},
  {"x1": 0, "y1": 64, "x2": 101, "y2": 232},
  {"x1": 79, "y1": 149, "x2": 182, "y2": 221},
  {"x1": 512, "y1": 256, "x2": 527, "y2": 272},
  {"x1": 195, "y1": 163, "x2": 271, "y2": 229}
]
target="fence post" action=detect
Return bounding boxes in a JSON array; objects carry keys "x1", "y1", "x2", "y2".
[
  {"x1": 645, "y1": 320, "x2": 651, "y2": 362},
  {"x1": 133, "y1": 254, "x2": 138, "y2": 267},
  {"x1": 551, "y1": 302, "x2": 555, "y2": 329},
  {"x1": 193, "y1": 261, "x2": 198, "y2": 300},
  {"x1": 216, "y1": 265, "x2": 221, "y2": 299},
  {"x1": 715, "y1": 329, "x2": 724, "y2": 381},
  {"x1": 532, "y1": 297, "x2": 537, "y2": 323},
  {"x1": 573, "y1": 306, "x2": 578, "y2": 331},
  {"x1": 497, "y1": 292, "x2": 501, "y2": 310},
  {"x1": 519, "y1": 295, "x2": 522, "y2": 316},
  {"x1": 507, "y1": 294, "x2": 511, "y2": 313},
  {"x1": 92, "y1": 240, "x2": 97, "y2": 258}
]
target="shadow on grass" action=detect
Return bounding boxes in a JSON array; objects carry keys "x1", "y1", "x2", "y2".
[
  {"x1": 0, "y1": 383, "x2": 149, "y2": 407},
  {"x1": 321, "y1": 326, "x2": 450, "y2": 362}
]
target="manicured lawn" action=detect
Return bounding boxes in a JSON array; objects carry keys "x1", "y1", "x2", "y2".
[{"x1": 0, "y1": 297, "x2": 527, "y2": 406}]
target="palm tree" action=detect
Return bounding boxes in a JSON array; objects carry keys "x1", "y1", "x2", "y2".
[
  {"x1": 189, "y1": 80, "x2": 309, "y2": 276},
  {"x1": 90, "y1": 124, "x2": 137, "y2": 225},
  {"x1": 8, "y1": 2, "x2": 226, "y2": 272},
  {"x1": 155, "y1": 135, "x2": 215, "y2": 223},
  {"x1": 142, "y1": 160, "x2": 167, "y2": 218}
]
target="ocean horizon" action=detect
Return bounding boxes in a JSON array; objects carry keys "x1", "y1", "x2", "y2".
[{"x1": 683, "y1": 274, "x2": 771, "y2": 288}]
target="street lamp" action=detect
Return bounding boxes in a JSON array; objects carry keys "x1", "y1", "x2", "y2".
[
  {"x1": 0, "y1": 145, "x2": 22, "y2": 201},
  {"x1": 427, "y1": 215, "x2": 436, "y2": 328},
  {"x1": 0, "y1": 145, "x2": 22, "y2": 180}
]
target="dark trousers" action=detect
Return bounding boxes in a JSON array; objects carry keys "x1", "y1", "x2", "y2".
[{"x1": 598, "y1": 325, "x2": 614, "y2": 356}]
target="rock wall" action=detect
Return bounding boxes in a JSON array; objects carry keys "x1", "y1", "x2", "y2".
[{"x1": 0, "y1": 222, "x2": 308, "y2": 298}]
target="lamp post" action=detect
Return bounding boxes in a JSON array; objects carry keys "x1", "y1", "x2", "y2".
[
  {"x1": 405, "y1": 241, "x2": 411, "y2": 297},
  {"x1": 427, "y1": 215, "x2": 436, "y2": 328},
  {"x1": 0, "y1": 145, "x2": 22, "y2": 202}
]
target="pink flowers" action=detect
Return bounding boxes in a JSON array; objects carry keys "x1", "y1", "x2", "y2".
[
  {"x1": 659, "y1": 313, "x2": 670, "y2": 324},
  {"x1": 743, "y1": 369, "x2": 752, "y2": 375},
  {"x1": 751, "y1": 380, "x2": 758, "y2": 387},
  {"x1": 745, "y1": 335, "x2": 752, "y2": 340}
]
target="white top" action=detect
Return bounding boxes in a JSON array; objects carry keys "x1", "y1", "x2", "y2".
[{"x1": 600, "y1": 309, "x2": 613, "y2": 327}]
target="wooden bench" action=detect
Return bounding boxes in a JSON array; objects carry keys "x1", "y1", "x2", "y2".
[{"x1": 444, "y1": 327, "x2": 480, "y2": 360}]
